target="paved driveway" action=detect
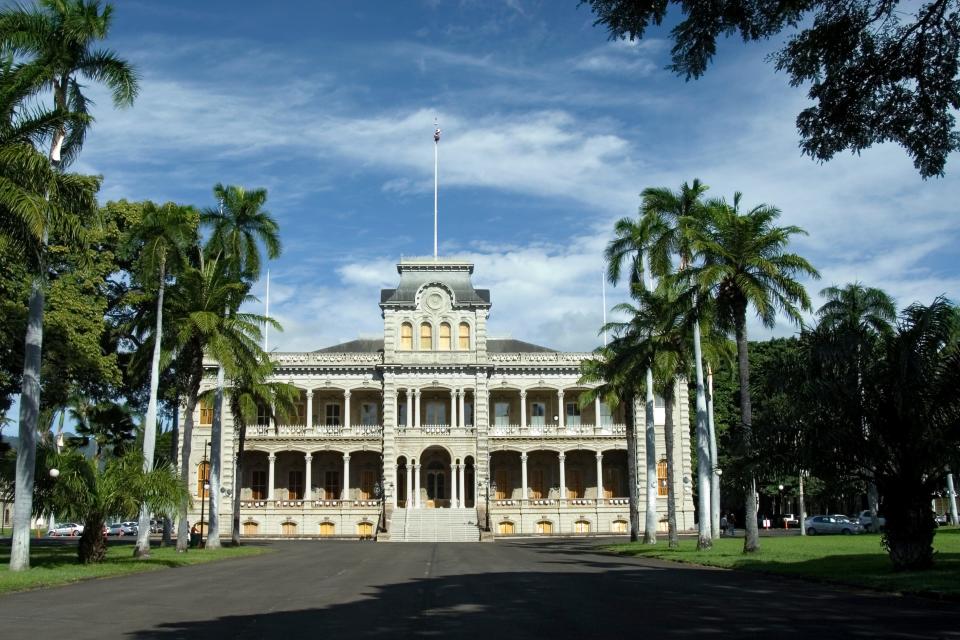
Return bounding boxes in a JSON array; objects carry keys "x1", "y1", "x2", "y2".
[{"x1": 0, "y1": 538, "x2": 957, "y2": 639}]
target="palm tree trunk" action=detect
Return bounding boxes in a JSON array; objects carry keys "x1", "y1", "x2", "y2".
[
  {"x1": 176, "y1": 380, "x2": 199, "y2": 552},
  {"x1": 734, "y1": 311, "x2": 760, "y2": 553},
  {"x1": 135, "y1": 264, "x2": 166, "y2": 557},
  {"x1": 624, "y1": 393, "x2": 639, "y2": 541},
  {"x1": 162, "y1": 395, "x2": 178, "y2": 546},
  {"x1": 664, "y1": 382, "x2": 679, "y2": 549},
  {"x1": 643, "y1": 367, "x2": 658, "y2": 544},
  {"x1": 206, "y1": 364, "x2": 225, "y2": 549},
  {"x1": 707, "y1": 363, "x2": 720, "y2": 539},
  {"x1": 231, "y1": 419, "x2": 247, "y2": 546},
  {"x1": 692, "y1": 320, "x2": 712, "y2": 550},
  {"x1": 78, "y1": 515, "x2": 108, "y2": 564},
  {"x1": 9, "y1": 278, "x2": 44, "y2": 571}
]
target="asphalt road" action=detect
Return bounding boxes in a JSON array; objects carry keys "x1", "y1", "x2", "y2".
[{"x1": 0, "y1": 538, "x2": 957, "y2": 639}]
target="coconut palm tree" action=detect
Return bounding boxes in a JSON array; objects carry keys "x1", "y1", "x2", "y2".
[
  {"x1": 688, "y1": 193, "x2": 819, "y2": 553},
  {"x1": 223, "y1": 358, "x2": 297, "y2": 545},
  {"x1": 816, "y1": 282, "x2": 895, "y2": 530},
  {"x1": 164, "y1": 258, "x2": 277, "y2": 552},
  {"x1": 200, "y1": 184, "x2": 280, "y2": 549},
  {"x1": 0, "y1": 0, "x2": 137, "y2": 571},
  {"x1": 129, "y1": 202, "x2": 198, "y2": 557}
]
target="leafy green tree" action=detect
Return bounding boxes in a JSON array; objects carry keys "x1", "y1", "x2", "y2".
[
  {"x1": 200, "y1": 184, "x2": 280, "y2": 550},
  {"x1": 0, "y1": 0, "x2": 137, "y2": 571},
  {"x1": 584, "y1": 0, "x2": 960, "y2": 178},
  {"x1": 127, "y1": 202, "x2": 198, "y2": 557},
  {"x1": 687, "y1": 193, "x2": 818, "y2": 553}
]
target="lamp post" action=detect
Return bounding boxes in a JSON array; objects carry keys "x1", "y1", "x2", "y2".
[
  {"x1": 487, "y1": 479, "x2": 497, "y2": 532},
  {"x1": 778, "y1": 484, "x2": 785, "y2": 528},
  {"x1": 799, "y1": 470, "x2": 808, "y2": 536},
  {"x1": 199, "y1": 440, "x2": 209, "y2": 548}
]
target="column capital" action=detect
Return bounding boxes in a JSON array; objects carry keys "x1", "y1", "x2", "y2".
[
  {"x1": 557, "y1": 389, "x2": 565, "y2": 398},
  {"x1": 304, "y1": 453, "x2": 312, "y2": 461},
  {"x1": 520, "y1": 452, "x2": 528, "y2": 461},
  {"x1": 267, "y1": 453, "x2": 276, "y2": 461},
  {"x1": 519, "y1": 389, "x2": 527, "y2": 398},
  {"x1": 343, "y1": 453, "x2": 351, "y2": 462},
  {"x1": 344, "y1": 389, "x2": 351, "y2": 398},
  {"x1": 558, "y1": 452, "x2": 566, "y2": 461},
  {"x1": 414, "y1": 388, "x2": 422, "y2": 397},
  {"x1": 595, "y1": 451, "x2": 603, "y2": 460},
  {"x1": 306, "y1": 389, "x2": 314, "y2": 398},
  {"x1": 414, "y1": 463, "x2": 421, "y2": 470}
]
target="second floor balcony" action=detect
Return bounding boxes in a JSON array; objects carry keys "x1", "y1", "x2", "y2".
[
  {"x1": 489, "y1": 423, "x2": 626, "y2": 438},
  {"x1": 249, "y1": 423, "x2": 382, "y2": 439}
]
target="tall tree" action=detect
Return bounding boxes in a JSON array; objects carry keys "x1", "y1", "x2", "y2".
[
  {"x1": 636, "y1": 179, "x2": 715, "y2": 550},
  {"x1": 199, "y1": 184, "x2": 280, "y2": 550},
  {"x1": 0, "y1": 0, "x2": 137, "y2": 571},
  {"x1": 129, "y1": 202, "x2": 197, "y2": 557},
  {"x1": 584, "y1": 0, "x2": 960, "y2": 178},
  {"x1": 816, "y1": 282, "x2": 896, "y2": 529},
  {"x1": 688, "y1": 193, "x2": 818, "y2": 553}
]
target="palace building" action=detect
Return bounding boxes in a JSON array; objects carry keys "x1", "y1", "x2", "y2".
[{"x1": 181, "y1": 257, "x2": 694, "y2": 540}]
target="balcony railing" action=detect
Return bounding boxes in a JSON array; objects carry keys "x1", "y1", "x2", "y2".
[
  {"x1": 238, "y1": 499, "x2": 382, "y2": 509},
  {"x1": 490, "y1": 497, "x2": 631, "y2": 507},
  {"x1": 488, "y1": 423, "x2": 626, "y2": 437},
  {"x1": 249, "y1": 424, "x2": 382, "y2": 438},
  {"x1": 396, "y1": 424, "x2": 476, "y2": 436}
]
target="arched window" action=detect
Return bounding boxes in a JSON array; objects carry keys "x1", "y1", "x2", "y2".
[
  {"x1": 657, "y1": 459, "x2": 669, "y2": 497},
  {"x1": 357, "y1": 521, "x2": 374, "y2": 538},
  {"x1": 281, "y1": 522, "x2": 297, "y2": 536},
  {"x1": 197, "y1": 461, "x2": 210, "y2": 497},
  {"x1": 458, "y1": 322, "x2": 470, "y2": 349},
  {"x1": 611, "y1": 519, "x2": 628, "y2": 534},
  {"x1": 536, "y1": 520, "x2": 553, "y2": 534},
  {"x1": 319, "y1": 522, "x2": 335, "y2": 536},
  {"x1": 419, "y1": 322, "x2": 433, "y2": 350},
  {"x1": 498, "y1": 521, "x2": 515, "y2": 535},
  {"x1": 242, "y1": 521, "x2": 259, "y2": 536},
  {"x1": 400, "y1": 322, "x2": 413, "y2": 350},
  {"x1": 439, "y1": 322, "x2": 452, "y2": 350},
  {"x1": 574, "y1": 519, "x2": 591, "y2": 534}
]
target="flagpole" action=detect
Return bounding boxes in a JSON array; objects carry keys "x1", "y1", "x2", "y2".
[
  {"x1": 264, "y1": 269, "x2": 270, "y2": 353},
  {"x1": 602, "y1": 269, "x2": 608, "y2": 345},
  {"x1": 434, "y1": 119, "x2": 440, "y2": 260}
]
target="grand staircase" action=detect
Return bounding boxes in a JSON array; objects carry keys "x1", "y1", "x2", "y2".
[{"x1": 389, "y1": 508, "x2": 480, "y2": 542}]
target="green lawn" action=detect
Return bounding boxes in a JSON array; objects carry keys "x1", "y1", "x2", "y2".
[
  {"x1": 606, "y1": 527, "x2": 960, "y2": 598},
  {"x1": 0, "y1": 542, "x2": 268, "y2": 594}
]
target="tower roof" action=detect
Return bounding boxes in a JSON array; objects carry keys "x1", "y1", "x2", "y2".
[{"x1": 380, "y1": 258, "x2": 491, "y2": 309}]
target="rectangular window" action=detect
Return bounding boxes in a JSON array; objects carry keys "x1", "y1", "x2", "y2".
[
  {"x1": 599, "y1": 401, "x2": 613, "y2": 426},
  {"x1": 495, "y1": 468, "x2": 510, "y2": 499},
  {"x1": 530, "y1": 402, "x2": 546, "y2": 426},
  {"x1": 325, "y1": 403, "x2": 341, "y2": 426},
  {"x1": 294, "y1": 400, "x2": 306, "y2": 425},
  {"x1": 199, "y1": 398, "x2": 214, "y2": 426},
  {"x1": 251, "y1": 470, "x2": 267, "y2": 500},
  {"x1": 324, "y1": 471, "x2": 340, "y2": 500},
  {"x1": 398, "y1": 402, "x2": 407, "y2": 426},
  {"x1": 494, "y1": 402, "x2": 510, "y2": 426},
  {"x1": 256, "y1": 403, "x2": 270, "y2": 426},
  {"x1": 288, "y1": 470, "x2": 304, "y2": 500},
  {"x1": 426, "y1": 401, "x2": 446, "y2": 425},
  {"x1": 654, "y1": 395, "x2": 666, "y2": 409},
  {"x1": 657, "y1": 460, "x2": 669, "y2": 497},
  {"x1": 530, "y1": 468, "x2": 545, "y2": 499},
  {"x1": 567, "y1": 469, "x2": 584, "y2": 499},
  {"x1": 360, "y1": 402, "x2": 377, "y2": 426},
  {"x1": 464, "y1": 402, "x2": 473, "y2": 427},
  {"x1": 565, "y1": 402, "x2": 581, "y2": 427},
  {"x1": 359, "y1": 470, "x2": 375, "y2": 499}
]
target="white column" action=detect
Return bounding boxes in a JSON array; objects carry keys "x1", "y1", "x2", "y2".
[
  {"x1": 405, "y1": 461, "x2": 413, "y2": 508},
  {"x1": 306, "y1": 390, "x2": 314, "y2": 429},
  {"x1": 414, "y1": 389, "x2": 421, "y2": 428},
  {"x1": 557, "y1": 390, "x2": 565, "y2": 429},
  {"x1": 520, "y1": 390, "x2": 527, "y2": 429},
  {"x1": 304, "y1": 454, "x2": 312, "y2": 501},
  {"x1": 267, "y1": 453, "x2": 276, "y2": 501},
  {"x1": 451, "y1": 463, "x2": 459, "y2": 508},
  {"x1": 459, "y1": 462, "x2": 466, "y2": 507},
  {"x1": 344, "y1": 390, "x2": 351, "y2": 431},
  {"x1": 595, "y1": 451, "x2": 604, "y2": 503},
  {"x1": 342, "y1": 453, "x2": 351, "y2": 502},
  {"x1": 405, "y1": 388, "x2": 412, "y2": 429},
  {"x1": 450, "y1": 388, "x2": 457, "y2": 428},
  {"x1": 594, "y1": 395, "x2": 601, "y2": 430},
  {"x1": 559, "y1": 452, "x2": 566, "y2": 501},
  {"x1": 414, "y1": 463, "x2": 422, "y2": 508},
  {"x1": 459, "y1": 388, "x2": 466, "y2": 428},
  {"x1": 521, "y1": 452, "x2": 528, "y2": 501},
  {"x1": 391, "y1": 464, "x2": 398, "y2": 508}
]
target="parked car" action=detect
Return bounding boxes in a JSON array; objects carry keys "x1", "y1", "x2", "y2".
[
  {"x1": 782, "y1": 513, "x2": 800, "y2": 528},
  {"x1": 856, "y1": 510, "x2": 886, "y2": 532},
  {"x1": 107, "y1": 522, "x2": 136, "y2": 536},
  {"x1": 47, "y1": 522, "x2": 83, "y2": 537},
  {"x1": 804, "y1": 515, "x2": 864, "y2": 535}
]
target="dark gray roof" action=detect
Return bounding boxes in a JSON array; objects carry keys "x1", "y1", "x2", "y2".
[
  {"x1": 380, "y1": 261, "x2": 491, "y2": 308},
  {"x1": 487, "y1": 338, "x2": 555, "y2": 353},
  {"x1": 314, "y1": 339, "x2": 385, "y2": 353}
]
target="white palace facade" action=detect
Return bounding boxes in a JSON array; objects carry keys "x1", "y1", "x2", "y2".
[{"x1": 180, "y1": 258, "x2": 694, "y2": 541}]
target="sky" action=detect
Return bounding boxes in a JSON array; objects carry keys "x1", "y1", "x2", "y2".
[{"x1": 65, "y1": 0, "x2": 960, "y2": 354}]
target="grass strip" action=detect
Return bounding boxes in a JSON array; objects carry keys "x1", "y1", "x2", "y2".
[
  {"x1": 606, "y1": 526, "x2": 960, "y2": 599},
  {"x1": 0, "y1": 542, "x2": 268, "y2": 594}
]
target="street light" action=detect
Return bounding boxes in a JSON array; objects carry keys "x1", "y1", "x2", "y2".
[{"x1": 487, "y1": 479, "x2": 497, "y2": 532}]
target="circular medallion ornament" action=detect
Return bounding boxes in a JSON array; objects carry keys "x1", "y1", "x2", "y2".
[{"x1": 426, "y1": 292, "x2": 444, "y2": 310}]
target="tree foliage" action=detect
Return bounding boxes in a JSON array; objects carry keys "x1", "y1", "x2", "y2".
[{"x1": 583, "y1": 0, "x2": 960, "y2": 177}]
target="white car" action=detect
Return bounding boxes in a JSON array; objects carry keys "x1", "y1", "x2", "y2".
[
  {"x1": 857, "y1": 510, "x2": 886, "y2": 532},
  {"x1": 47, "y1": 522, "x2": 84, "y2": 537}
]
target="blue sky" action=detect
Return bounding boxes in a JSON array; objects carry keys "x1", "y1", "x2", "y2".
[{"x1": 70, "y1": 0, "x2": 960, "y2": 353}]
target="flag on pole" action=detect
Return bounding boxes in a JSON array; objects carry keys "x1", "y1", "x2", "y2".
[{"x1": 434, "y1": 126, "x2": 441, "y2": 143}]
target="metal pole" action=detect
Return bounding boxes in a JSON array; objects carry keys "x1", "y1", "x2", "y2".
[
  {"x1": 799, "y1": 471, "x2": 807, "y2": 536},
  {"x1": 199, "y1": 440, "x2": 209, "y2": 547},
  {"x1": 433, "y1": 120, "x2": 440, "y2": 259}
]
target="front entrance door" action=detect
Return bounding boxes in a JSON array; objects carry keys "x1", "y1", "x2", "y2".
[{"x1": 426, "y1": 464, "x2": 446, "y2": 507}]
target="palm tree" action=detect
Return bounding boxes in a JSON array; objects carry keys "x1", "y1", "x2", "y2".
[
  {"x1": 604, "y1": 219, "x2": 659, "y2": 543},
  {"x1": 0, "y1": 0, "x2": 138, "y2": 572},
  {"x1": 688, "y1": 193, "x2": 819, "y2": 553},
  {"x1": 129, "y1": 202, "x2": 198, "y2": 557},
  {"x1": 164, "y1": 258, "x2": 275, "y2": 552},
  {"x1": 199, "y1": 184, "x2": 280, "y2": 550},
  {"x1": 816, "y1": 282, "x2": 895, "y2": 530},
  {"x1": 632, "y1": 179, "x2": 715, "y2": 549},
  {"x1": 223, "y1": 358, "x2": 297, "y2": 545}
]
